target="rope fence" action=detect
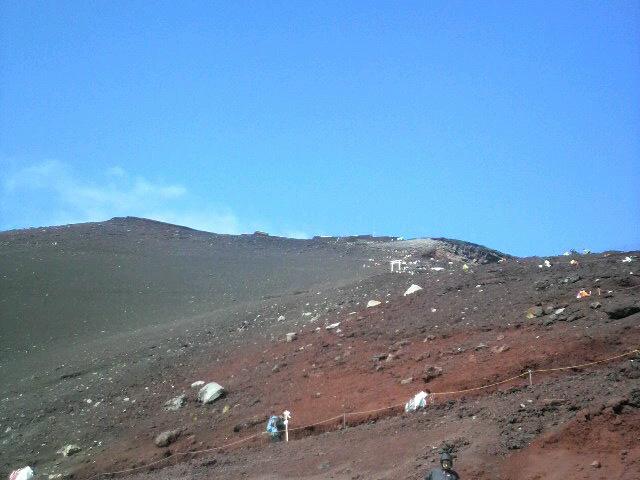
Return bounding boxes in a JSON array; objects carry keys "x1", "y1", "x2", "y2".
[{"x1": 86, "y1": 346, "x2": 639, "y2": 479}]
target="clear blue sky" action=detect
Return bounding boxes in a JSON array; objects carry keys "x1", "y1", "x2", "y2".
[{"x1": 1, "y1": 1, "x2": 639, "y2": 256}]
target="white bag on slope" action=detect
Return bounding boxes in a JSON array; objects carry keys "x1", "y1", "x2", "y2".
[
  {"x1": 9, "y1": 467, "x2": 34, "y2": 480},
  {"x1": 404, "y1": 391, "x2": 429, "y2": 413}
]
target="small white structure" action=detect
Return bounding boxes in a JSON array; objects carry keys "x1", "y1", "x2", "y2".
[
  {"x1": 283, "y1": 410, "x2": 292, "y2": 442},
  {"x1": 390, "y1": 260, "x2": 402, "y2": 273},
  {"x1": 285, "y1": 332, "x2": 297, "y2": 342}
]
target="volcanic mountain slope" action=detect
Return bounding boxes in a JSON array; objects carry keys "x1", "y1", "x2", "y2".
[
  {"x1": 1, "y1": 218, "x2": 638, "y2": 480},
  {"x1": 0, "y1": 218, "x2": 504, "y2": 473}
]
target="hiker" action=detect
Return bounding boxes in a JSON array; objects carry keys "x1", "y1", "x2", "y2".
[
  {"x1": 266, "y1": 414, "x2": 285, "y2": 441},
  {"x1": 425, "y1": 452, "x2": 460, "y2": 480},
  {"x1": 266, "y1": 411, "x2": 291, "y2": 441}
]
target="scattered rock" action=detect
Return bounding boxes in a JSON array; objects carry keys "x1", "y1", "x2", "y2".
[
  {"x1": 164, "y1": 394, "x2": 186, "y2": 411},
  {"x1": 605, "y1": 397, "x2": 628, "y2": 414},
  {"x1": 563, "y1": 274, "x2": 581, "y2": 284},
  {"x1": 422, "y1": 365, "x2": 443, "y2": 383},
  {"x1": 590, "y1": 460, "x2": 601, "y2": 469},
  {"x1": 567, "y1": 312, "x2": 585, "y2": 322},
  {"x1": 400, "y1": 377, "x2": 413, "y2": 385},
  {"x1": 492, "y1": 345, "x2": 510, "y2": 354},
  {"x1": 535, "y1": 280, "x2": 550, "y2": 291},
  {"x1": 475, "y1": 343, "x2": 488, "y2": 350},
  {"x1": 326, "y1": 322, "x2": 340, "y2": 330},
  {"x1": 589, "y1": 301, "x2": 601, "y2": 309},
  {"x1": 372, "y1": 353, "x2": 388, "y2": 362},
  {"x1": 58, "y1": 444, "x2": 82, "y2": 457},
  {"x1": 543, "y1": 305, "x2": 555, "y2": 315},
  {"x1": 604, "y1": 302, "x2": 640, "y2": 319},
  {"x1": 191, "y1": 380, "x2": 205, "y2": 388},
  {"x1": 197, "y1": 382, "x2": 225, "y2": 404},
  {"x1": 526, "y1": 306, "x2": 544, "y2": 318},
  {"x1": 154, "y1": 429, "x2": 181, "y2": 448},
  {"x1": 366, "y1": 300, "x2": 381, "y2": 308}
]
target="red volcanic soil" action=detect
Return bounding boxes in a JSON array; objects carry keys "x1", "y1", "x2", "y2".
[{"x1": 1, "y1": 219, "x2": 639, "y2": 480}]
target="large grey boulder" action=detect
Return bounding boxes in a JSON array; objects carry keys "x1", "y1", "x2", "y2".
[{"x1": 197, "y1": 382, "x2": 225, "y2": 404}]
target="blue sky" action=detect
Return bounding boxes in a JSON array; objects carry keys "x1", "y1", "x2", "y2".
[{"x1": 1, "y1": 1, "x2": 638, "y2": 256}]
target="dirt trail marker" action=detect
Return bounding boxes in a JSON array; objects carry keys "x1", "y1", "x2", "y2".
[{"x1": 283, "y1": 410, "x2": 291, "y2": 442}]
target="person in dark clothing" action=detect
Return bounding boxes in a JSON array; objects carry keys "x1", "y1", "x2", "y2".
[{"x1": 425, "y1": 452, "x2": 460, "y2": 480}]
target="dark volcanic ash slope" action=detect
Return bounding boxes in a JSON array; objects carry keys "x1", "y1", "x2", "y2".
[
  {"x1": 0, "y1": 217, "x2": 506, "y2": 477},
  {"x1": 0, "y1": 218, "x2": 502, "y2": 376}
]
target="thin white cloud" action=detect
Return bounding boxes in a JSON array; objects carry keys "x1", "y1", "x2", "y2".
[
  {"x1": 3, "y1": 160, "x2": 187, "y2": 217},
  {"x1": 1, "y1": 160, "x2": 309, "y2": 237}
]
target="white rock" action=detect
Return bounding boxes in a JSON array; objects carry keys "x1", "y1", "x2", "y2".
[
  {"x1": 277, "y1": 315, "x2": 285, "y2": 321},
  {"x1": 366, "y1": 300, "x2": 381, "y2": 308},
  {"x1": 326, "y1": 322, "x2": 340, "y2": 330},
  {"x1": 191, "y1": 380, "x2": 205, "y2": 388},
  {"x1": 622, "y1": 256, "x2": 633, "y2": 263},
  {"x1": 403, "y1": 284, "x2": 423, "y2": 296},
  {"x1": 430, "y1": 267, "x2": 445, "y2": 271},
  {"x1": 197, "y1": 382, "x2": 225, "y2": 404}
]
